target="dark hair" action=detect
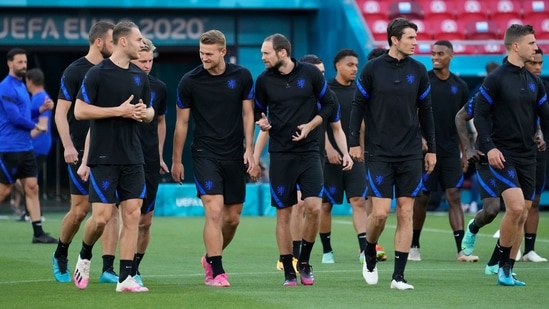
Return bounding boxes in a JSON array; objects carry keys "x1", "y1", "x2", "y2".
[
  {"x1": 26, "y1": 68, "x2": 44, "y2": 86},
  {"x1": 333, "y1": 48, "x2": 358, "y2": 69},
  {"x1": 7, "y1": 48, "x2": 26, "y2": 61},
  {"x1": 300, "y1": 54, "x2": 322, "y2": 64},
  {"x1": 367, "y1": 47, "x2": 387, "y2": 60},
  {"x1": 113, "y1": 21, "x2": 138, "y2": 45},
  {"x1": 264, "y1": 33, "x2": 292, "y2": 57},
  {"x1": 535, "y1": 48, "x2": 544, "y2": 56},
  {"x1": 89, "y1": 21, "x2": 115, "y2": 45},
  {"x1": 503, "y1": 24, "x2": 535, "y2": 51},
  {"x1": 486, "y1": 61, "x2": 500, "y2": 72},
  {"x1": 387, "y1": 18, "x2": 418, "y2": 47},
  {"x1": 434, "y1": 40, "x2": 453, "y2": 51}
]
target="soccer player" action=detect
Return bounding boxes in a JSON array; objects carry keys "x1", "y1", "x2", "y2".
[
  {"x1": 349, "y1": 18, "x2": 436, "y2": 290},
  {"x1": 408, "y1": 40, "x2": 477, "y2": 262},
  {"x1": 52, "y1": 21, "x2": 121, "y2": 284},
  {"x1": 318, "y1": 49, "x2": 367, "y2": 264},
  {"x1": 521, "y1": 48, "x2": 548, "y2": 263},
  {"x1": 255, "y1": 33, "x2": 338, "y2": 286},
  {"x1": 171, "y1": 29, "x2": 255, "y2": 288},
  {"x1": 473, "y1": 24, "x2": 549, "y2": 286},
  {"x1": 0, "y1": 48, "x2": 57, "y2": 244},
  {"x1": 72, "y1": 21, "x2": 153, "y2": 292},
  {"x1": 130, "y1": 38, "x2": 169, "y2": 286}
]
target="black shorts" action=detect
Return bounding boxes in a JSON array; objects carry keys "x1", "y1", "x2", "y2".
[
  {"x1": 0, "y1": 150, "x2": 37, "y2": 184},
  {"x1": 35, "y1": 154, "x2": 48, "y2": 176},
  {"x1": 269, "y1": 153, "x2": 323, "y2": 208},
  {"x1": 142, "y1": 169, "x2": 160, "y2": 214},
  {"x1": 323, "y1": 159, "x2": 367, "y2": 204},
  {"x1": 367, "y1": 160, "x2": 423, "y2": 199},
  {"x1": 476, "y1": 158, "x2": 536, "y2": 201},
  {"x1": 192, "y1": 157, "x2": 246, "y2": 205},
  {"x1": 68, "y1": 150, "x2": 89, "y2": 195},
  {"x1": 88, "y1": 164, "x2": 145, "y2": 204},
  {"x1": 536, "y1": 156, "x2": 546, "y2": 195},
  {"x1": 423, "y1": 156, "x2": 464, "y2": 192}
]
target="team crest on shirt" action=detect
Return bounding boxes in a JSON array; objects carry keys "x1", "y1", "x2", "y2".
[
  {"x1": 529, "y1": 82, "x2": 536, "y2": 93},
  {"x1": 451, "y1": 85, "x2": 458, "y2": 94},
  {"x1": 375, "y1": 175, "x2": 384, "y2": 185},
  {"x1": 297, "y1": 78, "x2": 305, "y2": 88},
  {"x1": 507, "y1": 170, "x2": 515, "y2": 179},
  {"x1": 406, "y1": 74, "x2": 415, "y2": 84},
  {"x1": 277, "y1": 185, "x2": 286, "y2": 196},
  {"x1": 205, "y1": 180, "x2": 214, "y2": 191},
  {"x1": 101, "y1": 180, "x2": 110, "y2": 191},
  {"x1": 227, "y1": 79, "x2": 236, "y2": 89},
  {"x1": 134, "y1": 76, "x2": 141, "y2": 86}
]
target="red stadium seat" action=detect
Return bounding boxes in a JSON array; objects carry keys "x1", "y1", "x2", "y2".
[
  {"x1": 367, "y1": 19, "x2": 390, "y2": 42},
  {"x1": 479, "y1": 42, "x2": 506, "y2": 54},
  {"x1": 388, "y1": 1, "x2": 424, "y2": 20},
  {"x1": 452, "y1": 43, "x2": 477, "y2": 55},
  {"x1": 412, "y1": 19, "x2": 433, "y2": 41},
  {"x1": 465, "y1": 21, "x2": 501, "y2": 40},
  {"x1": 530, "y1": 17, "x2": 549, "y2": 40},
  {"x1": 455, "y1": 0, "x2": 489, "y2": 24},
  {"x1": 419, "y1": 0, "x2": 456, "y2": 23},
  {"x1": 488, "y1": 1, "x2": 523, "y2": 21},
  {"x1": 523, "y1": 1, "x2": 549, "y2": 20},
  {"x1": 432, "y1": 19, "x2": 466, "y2": 41},
  {"x1": 359, "y1": 0, "x2": 389, "y2": 21}
]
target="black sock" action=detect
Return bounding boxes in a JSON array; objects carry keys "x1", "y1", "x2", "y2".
[
  {"x1": 292, "y1": 240, "x2": 301, "y2": 259},
  {"x1": 31, "y1": 221, "x2": 45, "y2": 237},
  {"x1": 487, "y1": 240, "x2": 501, "y2": 266},
  {"x1": 132, "y1": 253, "x2": 145, "y2": 275},
  {"x1": 411, "y1": 229, "x2": 421, "y2": 248},
  {"x1": 469, "y1": 220, "x2": 480, "y2": 234},
  {"x1": 119, "y1": 260, "x2": 133, "y2": 283},
  {"x1": 54, "y1": 240, "x2": 71, "y2": 259},
  {"x1": 365, "y1": 241, "x2": 377, "y2": 272},
  {"x1": 392, "y1": 251, "x2": 409, "y2": 280},
  {"x1": 524, "y1": 233, "x2": 536, "y2": 254},
  {"x1": 102, "y1": 255, "x2": 115, "y2": 273},
  {"x1": 208, "y1": 255, "x2": 224, "y2": 278},
  {"x1": 498, "y1": 245, "x2": 511, "y2": 268},
  {"x1": 510, "y1": 258, "x2": 516, "y2": 269},
  {"x1": 357, "y1": 233, "x2": 367, "y2": 253},
  {"x1": 298, "y1": 239, "x2": 315, "y2": 264},
  {"x1": 79, "y1": 241, "x2": 94, "y2": 260},
  {"x1": 281, "y1": 254, "x2": 296, "y2": 279},
  {"x1": 454, "y1": 230, "x2": 464, "y2": 253},
  {"x1": 319, "y1": 232, "x2": 332, "y2": 253}
]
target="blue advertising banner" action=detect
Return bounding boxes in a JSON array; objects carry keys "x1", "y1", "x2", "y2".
[{"x1": 0, "y1": 14, "x2": 235, "y2": 46}]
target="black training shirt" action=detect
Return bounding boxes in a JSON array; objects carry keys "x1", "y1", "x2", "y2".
[
  {"x1": 326, "y1": 78, "x2": 355, "y2": 154},
  {"x1": 138, "y1": 74, "x2": 167, "y2": 169},
  {"x1": 349, "y1": 53, "x2": 436, "y2": 161}
]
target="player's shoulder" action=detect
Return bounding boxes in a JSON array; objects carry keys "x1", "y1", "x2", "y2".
[
  {"x1": 149, "y1": 75, "x2": 168, "y2": 90},
  {"x1": 64, "y1": 57, "x2": 93, "y2": 74}
]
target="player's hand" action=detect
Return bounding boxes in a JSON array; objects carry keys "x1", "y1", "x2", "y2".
[
  {"x1": 292, "y1": 123, "x2": 313, "y2": 141},
  {"x1": 133, "y1": 99, "x2": 147, "y2": 122},
  {"x1": 256, "y1": 113, "x2": 271, "y2": 131},
  {"x1": 326, "y1": 147, "x2": 342, "y2": 165},
  {"x1": 249, "y1": 159, "x2": 262, "y2": 182},
  {"x1": 244, "y1": 151, "x2": 255, "y2": 175},
  {"x1": 118, "y1": 94, "x2": 135, "y2": 119},
  {"x1": 159, "y1": 160, "x2": 169, "y2": 174},
  {"x1": 341, "y1": 153, "x2": 354, "y2": 171},
  {"x1": 171, "y1": 162, "x2": 184, "y2": 184},
  {"x1": 64, "y1": 145, "x2": 79, "y2": 165},
  {"x1": 349, "y1": 146, "x2": 364, "y2": 162},
  {"x1": 461, "y1": 155, "x2": 469, "y2": 173},
  {"x1": 424, "y1": 152, "x2": 436, "y2": 174},
  {"x1": 487, "y1": 148, "x2": 505, "y2": 170},
  {"x1": 536, "y1": 133, "x2": 546, "y2": 151},
  {"x1": 42, "y1": 98, "x2": 54, "y2": 111},
  {"x1": 421, "y1": 137, "x2": 428, "y2": 153},
  {"x1": 466, "y1": 148, "x2": 485, "y2": 163},
  {"x1": 35, "y1": 124, "x2": 46, "y2": 132},
  {"x1": 77, "y1": 164, "x2": 90, "y2": 182}
]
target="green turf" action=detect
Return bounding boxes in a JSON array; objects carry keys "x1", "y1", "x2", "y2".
[{"x1": 0, "y1": 211, "x2": 548, "y2": 308}]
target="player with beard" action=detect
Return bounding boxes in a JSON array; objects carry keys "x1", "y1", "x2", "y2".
[
  {"x1": 72, "y1": 21, "x2": 153, "y2": 292},
  {"x1": 408, "y1": 40, "x2": 475, "y2": 262},
  {"x1": 255, "y1": 34, "x2": 338, "y2": 286},
  {"x1": 0, "y1": 48, "x2": 57, "y2": 244},
  {"x1": 52, "y1": 21, "x2": 121, "y2": 284}
]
